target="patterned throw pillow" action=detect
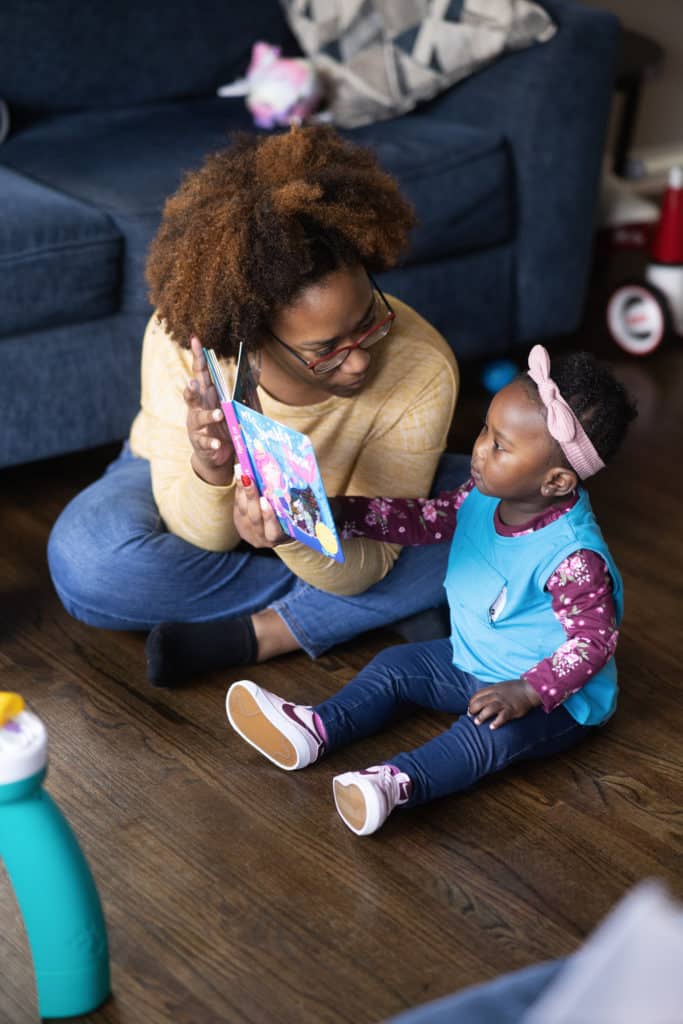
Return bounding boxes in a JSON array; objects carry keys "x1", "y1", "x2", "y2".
[{"x1": 281, "y1": 0, "x2": 556, "y2": 128}]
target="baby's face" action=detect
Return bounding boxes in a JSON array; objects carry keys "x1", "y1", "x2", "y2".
[{"x1": 470, "y1": 380, "x2": 559, "y2": 501}]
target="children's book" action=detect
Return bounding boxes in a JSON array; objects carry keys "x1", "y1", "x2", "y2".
[{"x1": 204, "y1": 344, "x2": 344, "y2": 563}]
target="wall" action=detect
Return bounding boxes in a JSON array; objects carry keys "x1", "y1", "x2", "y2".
[{"x1": 582, "y1": 0, "x2": 683, "y2": 151}]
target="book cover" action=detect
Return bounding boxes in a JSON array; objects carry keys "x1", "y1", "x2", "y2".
[{"x1": 204, "y1": 345, "x2": 344, "y2": 563}]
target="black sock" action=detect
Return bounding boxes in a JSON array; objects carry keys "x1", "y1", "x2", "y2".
[{"x1": 145, "y1": 615, "x2": 258, "y2": 687}]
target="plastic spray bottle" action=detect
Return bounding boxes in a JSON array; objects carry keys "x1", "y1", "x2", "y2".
[{"x1": 0, "y1": 693, "x2": 110, "y2": 1018}]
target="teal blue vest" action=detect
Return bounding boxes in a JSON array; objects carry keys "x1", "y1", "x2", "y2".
[{"x1": 445, "y1": 488, "x2": 623, "y2": 726}]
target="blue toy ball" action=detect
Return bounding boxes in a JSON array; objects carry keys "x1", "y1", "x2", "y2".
[{"x1": 481, "y1": 358, "x2": 518, "y2": 394}]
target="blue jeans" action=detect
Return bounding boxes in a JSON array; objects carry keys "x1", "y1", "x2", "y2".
[
  {"x1": 384, "y1": 960, "x2": 567, "y2": 1024},
  {"x1": 316, "y1": 638, "x2": 591, "y2": 805},
  {"x1": 47, "y1": 446, "x2": 469, "y2": 657}
]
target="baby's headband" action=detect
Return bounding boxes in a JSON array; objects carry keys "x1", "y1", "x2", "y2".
[{"x1": 527, "y1": 345, "x2": 605, "y2": 480}]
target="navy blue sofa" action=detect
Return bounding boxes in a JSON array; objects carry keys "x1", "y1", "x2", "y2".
[{"x1": 0, "y1": 1, "x2": 619, "y2": 468}]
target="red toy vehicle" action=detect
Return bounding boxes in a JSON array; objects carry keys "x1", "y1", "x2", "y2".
[{"x1": 607, "y1": 167, "x2": 683, "y2": 355}]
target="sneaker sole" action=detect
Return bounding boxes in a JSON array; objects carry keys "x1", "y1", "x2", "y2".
[
  {"x1": 227, "y1": 684, "x2": 299, "y2": 769},
  {"x1": 333, "y1": 779, "x2": 368, "y2": 834}
]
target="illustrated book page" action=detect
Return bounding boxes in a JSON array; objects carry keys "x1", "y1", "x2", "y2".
[{"x1": 204, "y1": 345, "x2": 344, "y2": 562}]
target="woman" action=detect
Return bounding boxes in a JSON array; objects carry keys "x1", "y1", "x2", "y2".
[{"x1": 47, "y1": 126, "x2": 467, "y2": 684}]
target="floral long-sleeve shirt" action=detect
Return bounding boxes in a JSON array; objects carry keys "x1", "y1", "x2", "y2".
[{"x1": 337, "y1": 479, "x2": 619, "y2": 713}]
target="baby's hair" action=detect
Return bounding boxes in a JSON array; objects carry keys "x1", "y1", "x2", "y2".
[
  {"x1": 145, "y1": 125, "x2": 415, "y2": 359},
  {"x1": 521, "y1": 351, "x2": 637, "y2": 465}
]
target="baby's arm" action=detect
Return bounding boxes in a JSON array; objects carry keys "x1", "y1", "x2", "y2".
[
  {"x1": 332, "y1": 478, "x2": 474, "y2": 545},
  {"x1": 523, "y1": 550, "x2": 619, "y2": 712}
]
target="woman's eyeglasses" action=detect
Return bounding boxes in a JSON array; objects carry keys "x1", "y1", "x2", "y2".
[{"x1": 268, "y1": 273, "x2": 395, "y2": 376}]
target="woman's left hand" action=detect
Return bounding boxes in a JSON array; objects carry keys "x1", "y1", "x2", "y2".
[
  {"x1": 233, "y1": 472, "x2": 290, "y2": 548},
  {"x1": 468, "y1": 679, "x2": 542, "y2": 730}
]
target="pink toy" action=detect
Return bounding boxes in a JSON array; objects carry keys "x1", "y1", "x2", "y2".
[{"x1": 217, "y1": 42, "x2": 323, "y2": 129}]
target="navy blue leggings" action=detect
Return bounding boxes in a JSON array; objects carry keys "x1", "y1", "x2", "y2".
[{"x1": 316, "y1": 638, "x2": 591, "y2": 806}]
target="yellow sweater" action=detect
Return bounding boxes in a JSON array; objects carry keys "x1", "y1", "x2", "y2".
[{"x1": 129, "y1": 297, "x2": 459, "y2": 595}]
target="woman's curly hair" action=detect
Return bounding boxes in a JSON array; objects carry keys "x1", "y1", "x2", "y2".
[{"x1": 145, "y1": 125, "x2": 415, "y2": 359}]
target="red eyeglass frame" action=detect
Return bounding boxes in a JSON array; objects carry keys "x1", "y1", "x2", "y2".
[{"x1": 268, "y1": 273, "x2": 395, "y2": 375}]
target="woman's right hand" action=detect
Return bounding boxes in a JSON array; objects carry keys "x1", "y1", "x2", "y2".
[
  {"x1": 233, "y1": 474, "x2": 290, "y2": 548},
  {"x1": 185, "y1": 335, "x2": 235, "y2": 486}
]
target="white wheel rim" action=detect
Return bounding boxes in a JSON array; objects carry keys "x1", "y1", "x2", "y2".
[{"x1": 607, "y1": 285, "x2": 665, "y2": 355}]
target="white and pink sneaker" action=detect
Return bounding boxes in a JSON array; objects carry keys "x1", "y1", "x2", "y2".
[
  {"x1": 333, "y1": 764, "x2": 412, "y2": 836},
  {"x1": 226, "y1": 680, "x2": 325, "y2": 770}
]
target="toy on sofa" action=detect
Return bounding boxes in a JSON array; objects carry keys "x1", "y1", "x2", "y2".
[
  {"x1": 217, "y1": 41, "x2": 324, "y2": 129},
  {"x1": 0, "y1": 693, "x2": 110, "y2": 1018}
]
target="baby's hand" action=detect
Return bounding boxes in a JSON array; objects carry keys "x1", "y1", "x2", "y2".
[{"x1": 468, "y1": 679, "x2": 541, "y2": 730}]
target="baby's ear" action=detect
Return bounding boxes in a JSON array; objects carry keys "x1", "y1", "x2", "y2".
[{"x1": 541, "y1": 466, "x2": 578, "y2": 498}]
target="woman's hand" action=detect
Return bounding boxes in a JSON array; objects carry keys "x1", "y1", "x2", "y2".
[
  {"x1": 185, "y1": 336, "x2": 234, "y2": 485},
  {"x1": 233, "y1": 473, "x2": 290, "y2": 548},
  {"x1": 468, "y1": 679, "x2": 542, "y2": 730}
]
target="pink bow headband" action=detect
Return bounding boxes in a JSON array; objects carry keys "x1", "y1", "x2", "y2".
[{"x1": 527, "y1": 345, "x2": 605, "y2": 480}]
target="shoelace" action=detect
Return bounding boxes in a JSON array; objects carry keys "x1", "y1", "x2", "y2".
[{"x1": 365, "y1": 764, "x2": 399, "y2": 801}]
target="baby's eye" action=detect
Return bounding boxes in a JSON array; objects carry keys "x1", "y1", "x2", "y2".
[{"x1": 493, "y1": 439, "x2": 504, "y2": 451}]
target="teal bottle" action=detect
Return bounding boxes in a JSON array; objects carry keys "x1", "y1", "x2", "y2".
[{"x1": 0, "y1": 696, "x2": 110, "y2": 1018}]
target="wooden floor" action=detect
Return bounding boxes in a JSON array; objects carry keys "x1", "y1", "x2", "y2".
[{"x1": 1, "y1": 261, "x2": 682, "y2": 1022}]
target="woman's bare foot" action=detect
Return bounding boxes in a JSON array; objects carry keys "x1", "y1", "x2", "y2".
[{"x1": 252, "y1": 608, "x2": 300, "y2": 661}]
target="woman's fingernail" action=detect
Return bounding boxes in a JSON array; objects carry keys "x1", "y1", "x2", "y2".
[
  {"x1": 241, "y1": 475, "x2": 252, "y2": 487},
  {"x1": 212, "y1": 408, "x2": 223, "y2": 421},
  {"x1": 259, "y1": 496, "x2": 270, "y2": 511}
]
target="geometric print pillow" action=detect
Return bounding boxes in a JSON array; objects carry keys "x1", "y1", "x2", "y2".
[{"x1": 281, "y1": 0, "x2": 556, "y2": 128}]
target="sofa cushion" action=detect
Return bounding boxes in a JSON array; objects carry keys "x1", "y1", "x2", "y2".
[
  {"x1": 2, "y1": 97, "x2": 513, "y2": 310},
  {"x1": 0, "y1": 166, "x2": 121, "y2": 337},
  {"x1": 0, "y1": 0, "x2": 294, "y2": 116},
  {"x1": 1, "y1": 99, "x2": 258, "y2": 315},
  {"x1": 347, "y1": 117, "x2": 513, "y2": 265}
]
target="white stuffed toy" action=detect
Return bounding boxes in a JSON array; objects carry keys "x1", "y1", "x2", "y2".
[{"x1": 217, "y1": 42, "x2": 324, "y2": 129}]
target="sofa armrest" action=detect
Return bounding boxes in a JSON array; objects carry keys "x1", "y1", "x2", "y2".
[{"x1": 424, "y1": 0, "x2": 620, "y2": 342}]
